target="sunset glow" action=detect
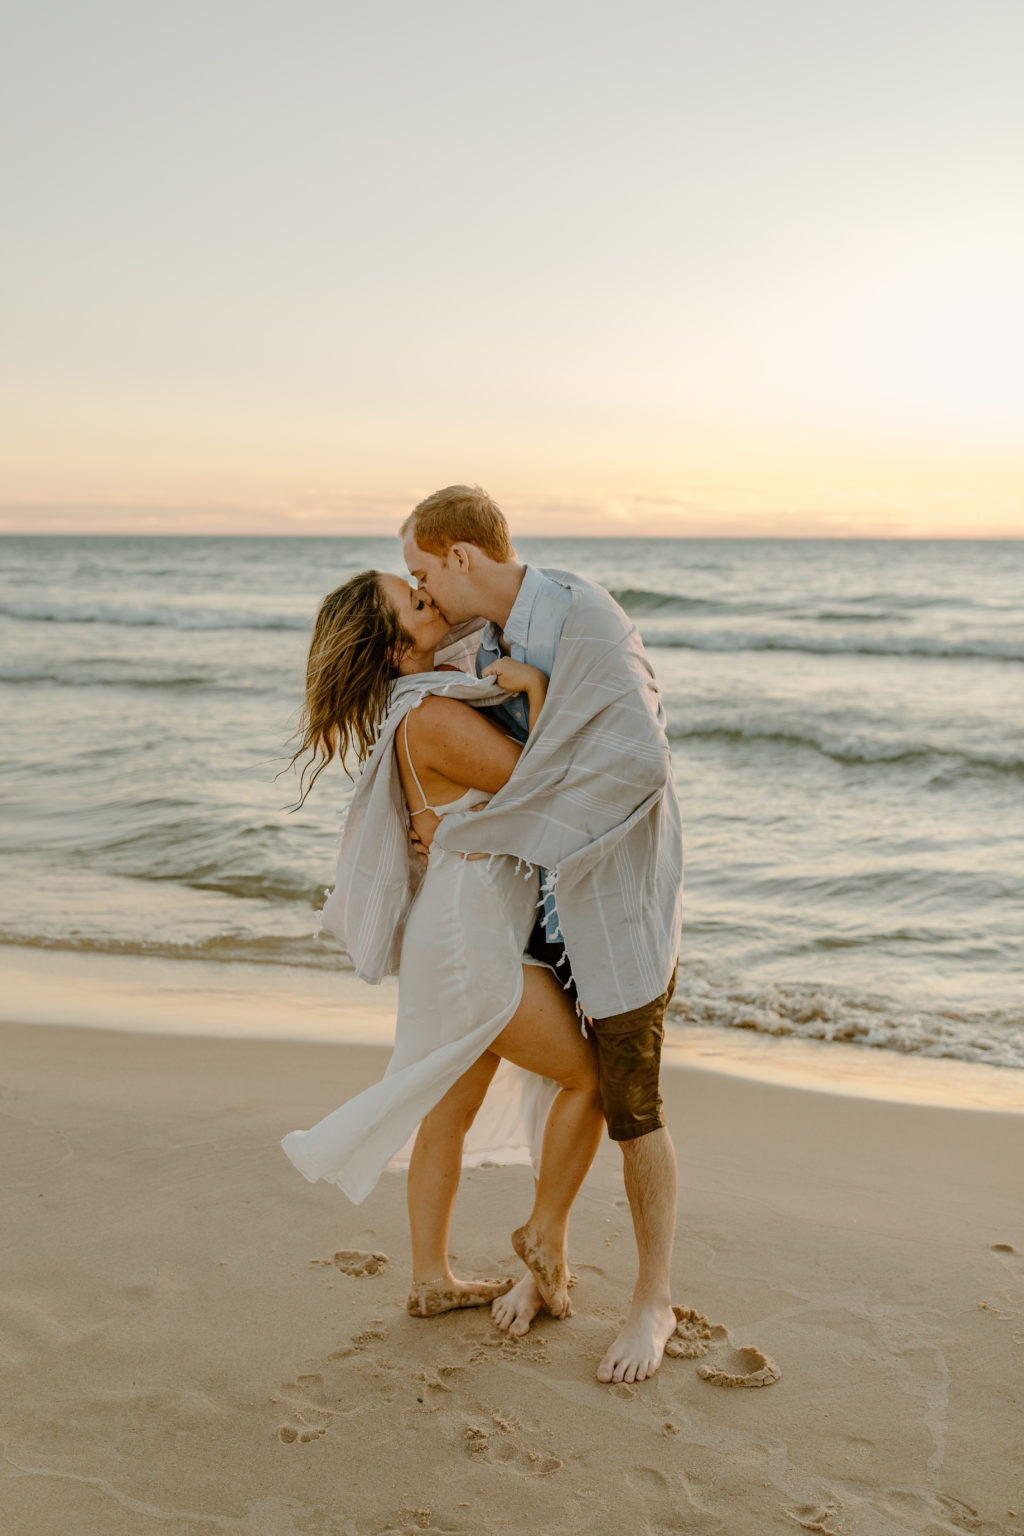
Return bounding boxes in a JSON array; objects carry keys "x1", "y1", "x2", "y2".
[{"x1": 2, "y1": 1, "x2": 1022, "y2": 538}]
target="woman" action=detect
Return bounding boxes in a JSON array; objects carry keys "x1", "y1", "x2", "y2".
[{"x1": 283, "y1": 570, "x2": 604, "y2": 1335}]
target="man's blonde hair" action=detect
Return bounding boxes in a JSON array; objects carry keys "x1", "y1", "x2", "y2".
[{"x1": 400, "y1": 484, "x2": 513, "y2": 562}]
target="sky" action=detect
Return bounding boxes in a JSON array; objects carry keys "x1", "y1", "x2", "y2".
[{"x1": 2, "y1": 0, "x2": 1022, "y2": 537}]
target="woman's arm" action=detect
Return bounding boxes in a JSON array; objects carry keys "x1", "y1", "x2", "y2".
[
  {"x1": 481, "y1": 658, "x2": 548, "y2": 734},
  {"x1": 406, "y1": 695, "x2": 523, "y2": 794}
]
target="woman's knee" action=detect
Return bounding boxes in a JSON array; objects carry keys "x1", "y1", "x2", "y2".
[
  {"x1": 556, "y1": 1039, "x2": 601, "y2": 1097},
  {"x1": 425, "y1": 1055, "x2": 497, "y2": 1132},
  {"x1": 419, "y1": 1097, "x2": 479, "y2": 1142}
]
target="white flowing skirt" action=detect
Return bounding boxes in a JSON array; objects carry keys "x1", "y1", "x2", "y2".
[{"x1": 281, "y1": 850, "x2": 558, "y2": 1205}]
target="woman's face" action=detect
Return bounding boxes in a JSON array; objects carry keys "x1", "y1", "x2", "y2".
[{"x1": 377, "y1": 573, "x2": 450, "y2": 656}]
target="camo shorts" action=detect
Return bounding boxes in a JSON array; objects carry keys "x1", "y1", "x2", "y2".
[
  {"x1": 590, "y1": 965, "x2": 676, "y2": 1141},
  {"x1": 526, "y1": 918, "x2": 677, "y2": 1142}
]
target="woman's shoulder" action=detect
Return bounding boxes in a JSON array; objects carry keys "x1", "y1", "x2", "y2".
[{"x1": 405, "y1": 691, "x2": 475, "y2": 740}]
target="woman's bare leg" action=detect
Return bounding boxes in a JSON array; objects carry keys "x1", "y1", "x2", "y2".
[
  {"x1": 489, "y1": 965, "x2": 605, "y2": 1325},
  {"x1": 491, "y1": 1178, "x2": 546, "y2": 1337},
  {"x1": 406, "y1": 1049, "x2": 514, "y2": 1316}
]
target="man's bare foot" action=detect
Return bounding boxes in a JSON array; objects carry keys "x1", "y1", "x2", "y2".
[
  {"x1": 511, "y1": 1223, "x2": 571, "y2": 1319},
  {"x1": 597, "y1": 1299, "x2": 677, "y2": 1383},
  {"x1": 407, "y1": 1275, "x2": 513, "y2": 1317},
  {"x1": 491, "y1": 1272, "x2": 545, "y2": 1336}
]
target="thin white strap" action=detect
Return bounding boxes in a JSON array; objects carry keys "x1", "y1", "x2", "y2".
[{"x1": 402, "y1": 710, "x2": 434, "y2": 816}]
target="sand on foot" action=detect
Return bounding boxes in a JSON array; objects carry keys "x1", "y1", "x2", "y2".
[
  {"x1": 406, "y1": 1275, "x2": 513, "y2": 1317},
  {"x1": 511, "y1": 1221, "x2": 572, "y2": 1319}
]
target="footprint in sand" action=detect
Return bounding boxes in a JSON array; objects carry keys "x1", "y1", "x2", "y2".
[
  {"x1": 275, "y1": 1374, "x2": 336, "y2": 1444},
  {"x1": 351, "y1": 1325, "x2": 389, "y2": 1345},
  {"x1": 462, "y1": 1422, "x2": 562, "y2": 1476},
  {"x1": 414, "y1": 1364, "x2": 464, "y2": 1394},
  {"x1": 333, "y1": 1248, "x2": 389, "y2": 1277},
  {"x1": 698, "y1": 1344, "x2": 780, "y2": 1388},
  {"x1": 665, "y1": 1305, "x2": 781, "y2": 1388},
  {"x1": 880, "y1": 1488, "x2": 981, "y2": 1532},
  {"x1": 664, "y1": 1306, "x2": 729, "y2": 1359},
  {"x1": 787, "y1": 1500, "x2": 843, "y2": 1533}
]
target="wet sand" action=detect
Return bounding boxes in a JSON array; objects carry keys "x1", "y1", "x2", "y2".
[{"x1": 2, "y1": 1016, "x2": 1022, "y2": 1535}]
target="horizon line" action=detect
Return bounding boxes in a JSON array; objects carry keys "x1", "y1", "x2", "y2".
[{"x1": 1, "y1": 531, "x2": 1021, "y2": 543}]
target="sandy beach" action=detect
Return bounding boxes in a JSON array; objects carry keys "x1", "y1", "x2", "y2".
[{"x1": 3, "y1": 1005, "x2": 1022, "y2": 1536}]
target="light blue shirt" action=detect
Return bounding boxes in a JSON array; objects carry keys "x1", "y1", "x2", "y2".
[
  {"x1": 476, "y1": 565, "x2": 572, "y2": 742},
  {"x1": 477, "y1": 565, "x2": 573, "y2": 941}
]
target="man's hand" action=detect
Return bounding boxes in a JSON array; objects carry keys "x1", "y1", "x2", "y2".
[{"x1": 408, "y1": 798, "x2": 487, "y2": 867}]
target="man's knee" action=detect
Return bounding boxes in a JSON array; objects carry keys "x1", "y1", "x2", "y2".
[
  {"x1": 592, "y1": 1014, "x2": 665, "y2": 1141},
  {"x1": 618, "y1": 1124, "x2": 676, "y2": 1166},
  {"x1": 617, "y1": 1120, "x2": 671, "y2": 1154},
  {"x1": 591, "y1": 966, "x2": 676, "y2": 1142}
]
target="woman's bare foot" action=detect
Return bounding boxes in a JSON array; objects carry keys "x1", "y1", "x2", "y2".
[
  {"x1": 491, "y1": 1272, "x2": 545, "y2": 1336},
  {"x1": 597, "y1": 1298, "x2": 678, "y2": 1383},
  {"x1": 511, "y1": 1223, "x2": 571, "y2": 1319},
  {"x1": 406, "y1": 1275, "x2": 513, "y2": 1317}
]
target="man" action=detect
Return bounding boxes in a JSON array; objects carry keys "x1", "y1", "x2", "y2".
[{"x1": 401, "y1": 484, "x2": 684, "y2": 1386}]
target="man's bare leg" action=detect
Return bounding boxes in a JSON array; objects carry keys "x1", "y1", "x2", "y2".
[
  {"x1": 597, "y1": 1126, "x2": 678, "y2": 1383},
  {"x1": 491, "y1": 966, "x2": 604, "y2": 1321},
  {"x1": 406, "y1": 1051, "x2": 513, "y2": 1316}
]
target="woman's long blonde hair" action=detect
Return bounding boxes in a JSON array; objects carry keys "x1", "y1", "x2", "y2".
[{"x1": 290, "y1": 570, "x2": 404, "y2": 805}]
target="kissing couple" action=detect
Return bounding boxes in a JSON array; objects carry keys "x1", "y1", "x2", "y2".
[{"x1": 283, "y1": 484, "x2": 684, "y2": 1385}]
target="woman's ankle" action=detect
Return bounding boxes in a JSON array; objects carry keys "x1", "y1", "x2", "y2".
[
  {"x1": 411, "y1": 1264, "x2": 452, "y2": 1287},
  {"x1": 519, "y1": 1214, "x2": 568, "y2": 1250}
]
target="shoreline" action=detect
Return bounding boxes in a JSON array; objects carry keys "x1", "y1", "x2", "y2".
[
  {"x1": 3, "y1": 1016, "x2": 1022, "y2": 1534},
  {"x1": 5, "y1": 942, "x2": 1022, "y2": 1113}
]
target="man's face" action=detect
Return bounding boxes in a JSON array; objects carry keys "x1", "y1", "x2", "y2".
[{"x1": 402, "y1": 534, "x2": 474, "y2": 623}]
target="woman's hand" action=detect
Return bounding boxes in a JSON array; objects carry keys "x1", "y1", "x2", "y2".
[
  {"x1": 481, "y1": 657, "x2": 545, "y2": 694},
  {"x1": 481, "y1": 657, "x2": 548, "y2": 735}
]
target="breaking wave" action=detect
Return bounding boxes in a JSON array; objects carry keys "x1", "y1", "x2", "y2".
[
  {"x1": 642, "y1": 627, "x2": 1024, "y2": 662},
  {"x1": 0, "y1": 598, "x2": 312, "y2": 631},
  {"x1": 668, "y1": 973, "x2": 1024, "y2": 1070},
  {"x1": 668, "y1": 721, "x2": 1024, "y2": 777}
]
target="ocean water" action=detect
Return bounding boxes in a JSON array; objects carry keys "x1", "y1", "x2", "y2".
[{"x1": 2, "y1": 534, "x2": 1022, "y2": 1070}]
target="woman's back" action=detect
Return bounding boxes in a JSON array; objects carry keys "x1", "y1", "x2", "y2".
[{"x1": 394, "y1": 694, "x2": 519, "y2": 840}]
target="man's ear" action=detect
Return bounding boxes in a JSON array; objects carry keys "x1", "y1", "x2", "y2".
[{"x1": 448, "y1": 542, "x2": 471, "y2": 571}]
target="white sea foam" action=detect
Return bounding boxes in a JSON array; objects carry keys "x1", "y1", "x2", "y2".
[
  {"x1": 0, "y1": 598, "x2": 311, "y2": 631},
  {"x1": 640, "y1": 626, "x2": 1024, "y2": 662},
  {"x1": 669, "y1": 975, "x2": 1024, "y2": 1071},
  {"x1": 667, "y1": 719, "x2": 1024, "y2": 776}
]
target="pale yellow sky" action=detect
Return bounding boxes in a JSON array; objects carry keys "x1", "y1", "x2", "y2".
[{"x1": 2, "y1": 0, "x2": 1022, "y2": 538}]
